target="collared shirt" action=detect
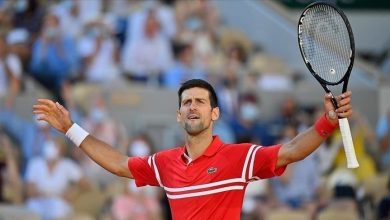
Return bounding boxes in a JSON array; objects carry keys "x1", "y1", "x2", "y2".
[{"x1": 128, "y1": 136, "x2": 286, "y2": 220}]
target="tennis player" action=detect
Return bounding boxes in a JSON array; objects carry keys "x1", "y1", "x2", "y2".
[{"x1": 33, "y1": 79, "x2": 353, "y2": 219}]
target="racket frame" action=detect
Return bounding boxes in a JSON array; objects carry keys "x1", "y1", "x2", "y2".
[
  {"x1": 297, "y1": 1, "x2": 355, "y2": 94},
  {"x1": 297, "y1": 2, "x2": 359, "y2": 168}
]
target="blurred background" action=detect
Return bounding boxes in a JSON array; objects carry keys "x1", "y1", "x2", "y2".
[{"x1": 0, "y1": 0, "x2": 389, "y2": 219}]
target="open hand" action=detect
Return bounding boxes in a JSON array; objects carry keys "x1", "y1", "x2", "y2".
[{"x1": 32, "y1": 99, "x2": 73, "y2": 134}]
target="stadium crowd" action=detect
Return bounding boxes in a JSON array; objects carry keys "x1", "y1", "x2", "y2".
[{"x1": 0, "y1": 0, "x2": 389, "y2": 220}]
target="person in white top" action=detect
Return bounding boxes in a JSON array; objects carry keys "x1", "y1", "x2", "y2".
[
  {"x1": 0, "y1": 34, "x2": 22, "y2": 108},
  {"x1": 78, "y1": 18, "x2": 121, "y2": 83},
  {"x1": 25, "y1": 138, "x2": 89, "y2": 220},
  {"x1": 121, "y1": 9, "x2": 173, "y2": 85}
]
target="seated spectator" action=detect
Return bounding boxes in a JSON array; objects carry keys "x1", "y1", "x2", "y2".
[
  {"x1": 0, "y1": 33, "x2": 22, "y2": 108},
  {"x1": 377, "y1": 176, "x2": 390, "y2": 220},
  {"x1": 175, "y1": 0, "x2": 219, "y2": 69},
  {"x1": 230, "y1": 92, "x2": 272, "y2": 145},
  {"x1": 121, "y1": 9, "x2": 173, "y2": 85},
  {"x1": 111, "y1": 180, "x2": 161, "y2": 220},
  {"x1": 29, "y1": 13, "x2": 79, "y2": 105},
  {"x1": 73, "y1": 95, "x2": 127, "y2": 188},
  {"x1": 0, "y1": 133, "x2": 22, "y2": 203},
  {"x1": 126, "y1": 133, "x2": 155, "y2": 157},
  {"x1": 163, "y1": 41, "x2": 206, "y2": 90},
  {"x1": 128, "y1": 0, "x2": 176, "y2": 41},
  {"x1": 6, "y1": 28, "x2": 30, "y2": 72},
  {"x1": 78, "y1": 18, "x2": 121, "y2": 83},
  {"x1": 267, "y1": 96, "x2": 299, "y2": 145},
  {"x1": 332, "y1": 111, "x2": 378, "y2": 181},
  {"x1": 327, "y1": 168, "x2": 359, "y2": 212},
  {"x1": 25, "y1": 138, "x2": 89, "y2": 220},
  {"x1": 51, "y1": 0, "x2": 83, "y2": 40},
  {"x1": 11, "y1": 0, "x2": 45, "y2": 40},
  {"x1": 376, "y1": 109, "x2": 390, "y2": 171},
  {"x1": 0, "y1": 109, "x2": 61, "y2": 173},
  {"x1": 270, "y1": 124, "x2": 321, "y2": 218}
]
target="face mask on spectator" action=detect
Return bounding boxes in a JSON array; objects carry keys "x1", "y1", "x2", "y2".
[
  {"x1": 87, "y1": 27, "x2": 103, "y2": 38},
  {"x1": 14, "y1": 0, "x2": 28, "y2": 12},
  {"x1": 44, "y1": 27, "x2": 59, "y2": 39},
  {"x1": 240, "y1": 103, "x2": 259, "y2": 122},
  {"x1": 90, "y1": 108, "x2": 107, "y2": 123},
  {"x1": 128, "y1": 140, "x2": 151, "y2": 156},
  {"x1": 43, "y1": 140, "x2": 60, "y2": 161},
  {"x1": 185, "y1": 17, "x2": 203, "y2": 31}
]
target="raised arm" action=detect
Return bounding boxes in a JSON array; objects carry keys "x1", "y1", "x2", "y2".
[
  {"x1": 276, "y1": 91, "x2": 353, "y2": 168},
  {"x1": 33, "y1": 99, "x2": 133, "y2": 178}
]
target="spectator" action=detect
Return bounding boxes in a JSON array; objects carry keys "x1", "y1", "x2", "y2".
[
  {"x1": 25, "y1": 138, "x2": 89, "y2": 220},
  {"x1": 121, "y1": 9, "x2": 173, "y2": 85},
  {"x1": 78, "y1": 18, "x2": 121, "y2": 83},
  {"x1": 11, "y1": 0, "x2": 45, "y2": 40},
  {"x1": 127, "y1": 133, "x2": 155, "y2": 157},
  {"x1": 6, "y1": 28, "x2": 30, "y2": 72},
  {"x1": 0, "y1": 33, "x2": 22, "y2": 108},
  {"x1": 51, "y1": 0, "x2": 83, "y2": 40},
  {"x1": 163, "y1": 41, "x2": 206, "y2": 90},
  {"x1": 0, "y1": 109, "x2": 60, "y2": 173},
  {"x1": 215, "y1": 73, "x2": 240, "y2": 118},
  {"x1": 0, "y1": 133, "x2": 22, "y2": 203},
  {"x1": 376, "y1": 108, "x2": 390, "y2": 171},
  {"x1": 332, "y1": 111, "x2": 378, "y2": 181},
  {"x1": 111, "y1": 180, "x2": 161, "y2": 220},
  {"x1": 175, "y1": 0, "x2": 219, "y2": 69},
  {"x1": 270, "y1": 124, "x2": 321, "y2": 218},
  {"x1": 268, "y1": 97, "x2": 299, "y2": 144},
  {"x1": 29, "y1": 13, "x2": 79, "y2": 105},
  {"x1": 128, "y1": 0, "x2": 176, "y2": 41},
  {"x1": 377, "y1": 176, "x2": 390, "y2": 220},
  {"x1": 73, "y1": 95, "x2": 127, "y2": 188},
  {"x1": 326, "y1": 168, "x2": 359, "y2": 212},
  {"x1": 230, "y1": 92, "x2": 272, "y2": 145}
]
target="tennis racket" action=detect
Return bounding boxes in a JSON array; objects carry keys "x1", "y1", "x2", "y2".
[{"x1": 297, "y1": 2, "x2": 359, "y2": 168}]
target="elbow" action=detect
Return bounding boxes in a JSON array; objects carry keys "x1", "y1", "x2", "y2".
[
  {"x1": 283, "y1": 143, "x2": 308, "y2": 164},
  {"x1": 112, "y1": 157, "x2": 132, "y2": 178}
]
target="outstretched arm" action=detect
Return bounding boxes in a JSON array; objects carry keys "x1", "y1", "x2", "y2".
[
  {"x1": 276, "y1": 91, "x2": 353, "y2": 168},
  {"x1": 33, "y1": 99, "x2": 133, "y2": 178}
]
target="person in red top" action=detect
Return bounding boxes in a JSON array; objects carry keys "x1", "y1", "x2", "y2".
[{"x1": 32, "y1": 79, "x2": 353, "y2": 220}]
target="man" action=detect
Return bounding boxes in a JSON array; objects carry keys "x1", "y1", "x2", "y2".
[{"x1": 33, "y1": 79, "x2": 353, "y2": 219}]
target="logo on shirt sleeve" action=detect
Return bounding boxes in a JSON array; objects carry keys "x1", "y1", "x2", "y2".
[{"x1": 207, "y1": 167, "x2": 218, "y2": 174}]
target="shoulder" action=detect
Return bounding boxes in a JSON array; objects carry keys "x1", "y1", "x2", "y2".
[
  {"x1": 27, "y1": 157, "x2": 45, "y2": 167},
  {"x1": 219, "y1": 143, "x2": 256, "y2": 158},
  {"x1": 155, "y1": 147, "x2": 183, "y2": 159}
]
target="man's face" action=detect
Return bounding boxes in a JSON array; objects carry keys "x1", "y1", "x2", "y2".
[{"x1": 177, "y1": 87, "x2": 219, "y2": 136}]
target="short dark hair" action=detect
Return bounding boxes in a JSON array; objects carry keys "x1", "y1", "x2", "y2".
[{"x1": 178, "y1": 79, "x2": 218, "y2": 108}]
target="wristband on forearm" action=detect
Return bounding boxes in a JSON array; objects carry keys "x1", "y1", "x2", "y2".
[
  {"x1": 65, "y1": 123, "x2": 89, "y2": 147},
  {"x1": 314, "y1": 113, "x2": 338, "y2": 138}
]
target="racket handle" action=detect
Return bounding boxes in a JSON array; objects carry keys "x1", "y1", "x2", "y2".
[{"x1": 338, "y1": 118, "x2": 359, "y2": 168}]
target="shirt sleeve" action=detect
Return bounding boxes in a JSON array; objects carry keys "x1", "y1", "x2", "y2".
[
  {"x1": 128, "y1": 156, "x2": 160, "y2": 187},
  {"x1": 252, "y1": 144, "x2": 286, "y2": 179}
]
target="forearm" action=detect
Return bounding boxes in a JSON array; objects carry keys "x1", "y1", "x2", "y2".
[
  {"x1": 78, "y1": 135, "x2": 132, "y2": 178},
  {"x1": 279, "y1": 126, "x2": 325, "y2": 165},
  {"x1": 278, "y1": 114, "x2": 338, "y2": 167}
]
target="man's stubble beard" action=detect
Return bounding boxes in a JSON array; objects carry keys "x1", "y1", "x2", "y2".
[{"x1": 184, "y1": 121, "x2": 206, "y2": 136}]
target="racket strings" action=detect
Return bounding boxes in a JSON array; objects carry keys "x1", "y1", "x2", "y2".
[{"x1": 299, "y1": 4, "x2": 352, "y2": 84}]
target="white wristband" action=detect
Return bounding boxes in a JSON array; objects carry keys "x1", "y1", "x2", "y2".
[{"x1": 65, "y1": 123, "x2": 89, "y2": 147}]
